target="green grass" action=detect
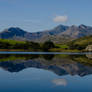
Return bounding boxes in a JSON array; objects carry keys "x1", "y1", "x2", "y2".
[
  {"x1": 0, "y1": 39, "x2": 25, "y2": 45},
  {"x1": 56, "y1": 44, "x2": 69, "y2": 49}
]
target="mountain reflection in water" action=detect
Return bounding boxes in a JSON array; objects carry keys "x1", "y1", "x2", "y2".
[{"x1": 0, "y1": 54, "x2": 92, "y2": 77}]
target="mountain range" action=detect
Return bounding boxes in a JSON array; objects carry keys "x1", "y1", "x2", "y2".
[{"x1": 0, "y1": 24, "x2": 92, "y2": 43}]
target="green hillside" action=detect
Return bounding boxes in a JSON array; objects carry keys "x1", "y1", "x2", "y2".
[
  {"x1": 0, "y1": 39, "x2": 25, "y2": 45},
  {"x1": 68, "y1": 35, "x2": 92, "y2": 50}
]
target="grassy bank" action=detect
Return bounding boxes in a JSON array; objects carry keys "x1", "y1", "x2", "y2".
[{"x1": 0, "y1": 35, "x2": 91, "y2": 52}]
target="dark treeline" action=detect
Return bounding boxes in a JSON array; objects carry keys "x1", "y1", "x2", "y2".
[{"x1": 0, "y1": 40, "x2": 55, "y2": 51}]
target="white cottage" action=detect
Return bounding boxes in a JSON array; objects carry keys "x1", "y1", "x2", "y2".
[{"x1": 86, "y1": 45, "x2": 92, "y2": 52}]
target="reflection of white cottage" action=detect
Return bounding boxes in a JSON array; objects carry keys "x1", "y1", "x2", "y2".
[
  {"x1": 86, "y1": 54, "x2": 92, "y2": 59},
  {"x1": 86, "y1": 45, "x2": 92, "y2": 52}
]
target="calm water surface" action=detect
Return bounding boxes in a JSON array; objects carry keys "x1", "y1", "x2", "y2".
[{"x1": 0, "y1": 52, "x2": 92, "y2": 92}]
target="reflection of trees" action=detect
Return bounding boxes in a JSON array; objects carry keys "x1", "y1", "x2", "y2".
[
  {"x1": 70, "y1": 54, "x2": 92, "y2": 67},
  {"x1": 0, "y1": 54, "x2": 55, "y2": 61},
  {"x1": 41, "y1": 54, "x2": 54, "y2": 60},
  {"x1": 0, "y1": 54, "x2": 40, "y2": 61}
]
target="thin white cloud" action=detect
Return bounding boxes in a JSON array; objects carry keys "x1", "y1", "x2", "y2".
[
  {"x1": 52, "y1": 78, "x2": 67, "y2": 86},
  {"x1": 53, "y1": 15, "x2": 68, "y2": 23}
]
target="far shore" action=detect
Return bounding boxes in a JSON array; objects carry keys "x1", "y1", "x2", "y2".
[{"x1": 0, "y1": 49, "x2": 91, "y2": 53}]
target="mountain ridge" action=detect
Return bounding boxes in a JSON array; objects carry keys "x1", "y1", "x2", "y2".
[{"x1": 0, "y1": 24, "x2": 92, "y2": 43}]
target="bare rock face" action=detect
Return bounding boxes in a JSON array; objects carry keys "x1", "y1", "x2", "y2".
[{"x1": 86, "y1": 45, "x2": 92, "y2": 52}]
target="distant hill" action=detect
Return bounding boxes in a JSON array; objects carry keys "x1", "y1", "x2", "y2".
[{"x1": 0, "y1": 24, "x2": 92, "y2": 43}]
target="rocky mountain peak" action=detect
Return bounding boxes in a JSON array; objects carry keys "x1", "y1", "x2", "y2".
[
  {"x1": 54, "y1": 24, "x2": 69, "y2": 30},
  {"x1": 79, "y1": 24, "x2": 87, "y2": 29},
  {"x1": 0, "y1": 24, "x2": 92, "y2": 43}
]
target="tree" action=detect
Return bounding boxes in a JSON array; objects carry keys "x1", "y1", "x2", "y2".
[
  {"x1": 13, "y1": 43, "x2": 27, "y2": 49},
  {"x1": 25, "y1": 41, "x2": 41, "y2": 50},
  {"x1": 0, "y1": 42, "x2": 12, "y2": 49},
  {"x1": 42, "y1": 41, "x2": 55, "y2": 51}
]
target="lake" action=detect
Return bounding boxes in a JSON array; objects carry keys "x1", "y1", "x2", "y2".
[{"x1": 0, "y1": 52, "x2": 92, "y2": 92}]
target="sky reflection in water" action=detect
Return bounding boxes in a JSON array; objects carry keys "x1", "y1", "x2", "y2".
[{"x1": 0, "y1": 52, "x2": 91, "y2": 92}]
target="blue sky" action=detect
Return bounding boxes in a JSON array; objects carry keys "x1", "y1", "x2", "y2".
[{"x1": 0, "y1": 0, "x2": 92, "y2": 32}]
